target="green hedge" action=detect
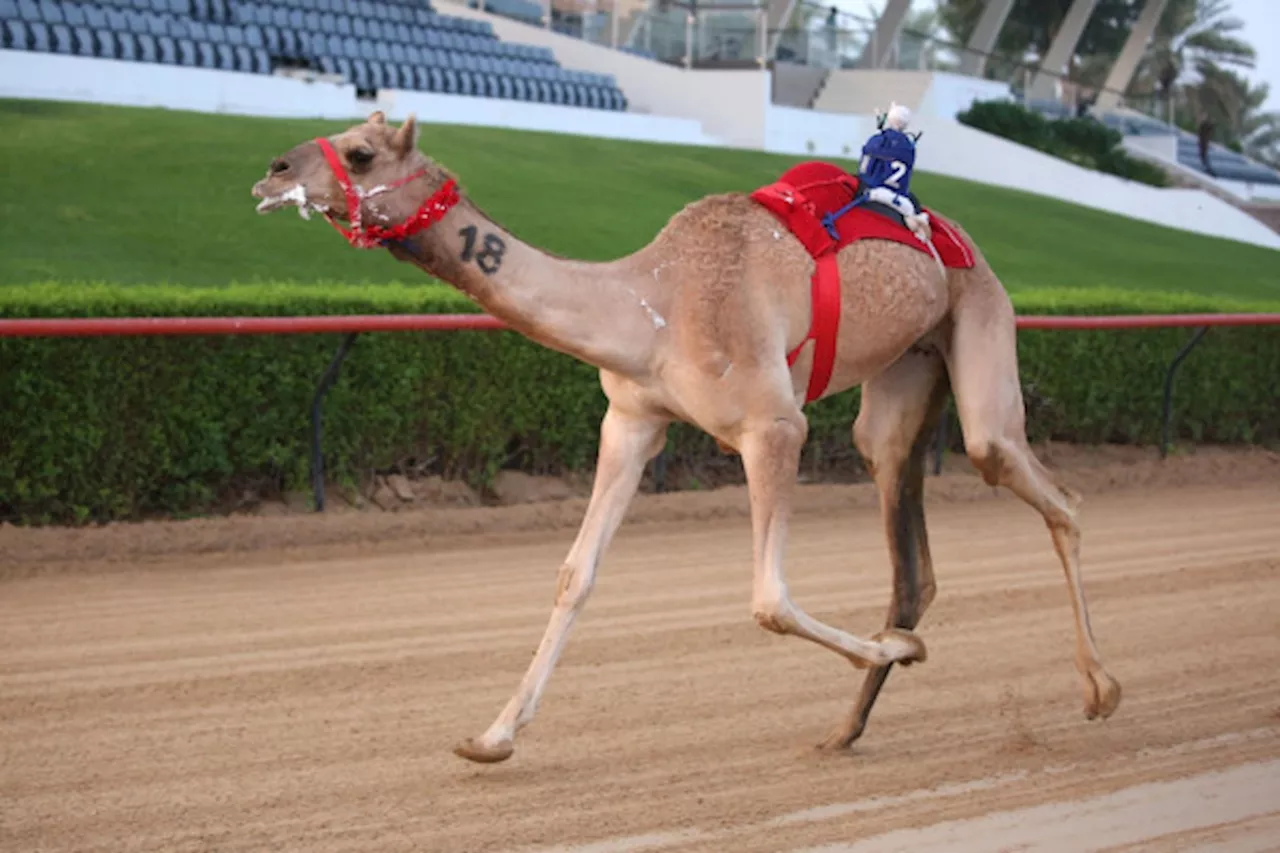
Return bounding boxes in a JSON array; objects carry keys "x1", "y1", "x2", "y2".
[
  {"x1": 2, "y1": 283, "x2": 1278, "y2": 524},
  {"x1": 957, "y1": 100, "x2": 1171, "y2": 188}
]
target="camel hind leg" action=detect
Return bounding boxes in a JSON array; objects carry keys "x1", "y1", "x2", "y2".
[
  {"x1": 946, "y1": 272, "x2": 1121, "y2": 722},
  {"x1": 820, "y1": 341, "x2": 950, "y2": 751}
]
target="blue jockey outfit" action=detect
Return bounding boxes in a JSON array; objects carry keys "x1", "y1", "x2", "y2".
[
  {"x1": 859, "y1": 123, "x2": 917, "y2": 202},
  {"x1": 819, "y1": 106, "x2": 930, "y2": 243}
]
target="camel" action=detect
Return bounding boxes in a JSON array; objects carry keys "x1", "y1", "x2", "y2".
[{"x1": 250, "y1": 111, "x2": 1121, "y2": 764}]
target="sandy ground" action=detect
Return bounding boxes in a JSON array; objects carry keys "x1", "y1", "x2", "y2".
[{"x1": 2, "y1": 446, "x2": 1279, "y2": 853}]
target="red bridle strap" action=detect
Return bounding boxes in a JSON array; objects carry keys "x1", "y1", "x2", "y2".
[{"x1": 314, "y1": 136, "x2": 460, "y2": 249}]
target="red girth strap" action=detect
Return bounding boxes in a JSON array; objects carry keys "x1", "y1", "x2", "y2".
[
  {"x1": 314, "y1": 136, "x2": 461, "y2": 249},
  {"x1": 785, "y1": 253, "x2": 841, "y2": 404}
]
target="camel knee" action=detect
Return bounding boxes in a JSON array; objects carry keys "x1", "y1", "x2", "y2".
[
  {"x1": 964, "y1": 437, "x2": 1006, "y2": 487},
  {"x1": 554, "y1": 562, "x2": 594, "y2": 611},
  {"x1": 752, "y1": 596, "x2": 796, "y2": 636}
]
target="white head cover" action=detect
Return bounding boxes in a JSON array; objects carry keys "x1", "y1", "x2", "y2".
[{"x1": 884, "y1": 102, "x2": 912, "y2": 131}]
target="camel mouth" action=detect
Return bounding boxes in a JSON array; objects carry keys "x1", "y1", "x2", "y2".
[{"x1": 254, "y1": 183, "x2": 329, "y2": 220}]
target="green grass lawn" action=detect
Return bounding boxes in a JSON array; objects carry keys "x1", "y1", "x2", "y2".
[{"x1": 1, "y1": 98, "x2": 1276, "y2": 300}]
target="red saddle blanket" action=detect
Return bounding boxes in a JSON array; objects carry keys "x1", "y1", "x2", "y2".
[{"x1": 748, "y1": 160, "x2": 976, "y2": 405}]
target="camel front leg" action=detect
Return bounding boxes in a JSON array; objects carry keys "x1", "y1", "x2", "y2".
[
  {"x1": 739, "y1": 413, "x2": 927, "y2": 670},
  {"x1": 453, "y1": 405, "x2": 668, "y2": 764}
]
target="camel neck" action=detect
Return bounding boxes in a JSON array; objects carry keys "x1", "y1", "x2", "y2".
[{"x1": 391, "y1": 197, "x2": 662, "y2": 377}]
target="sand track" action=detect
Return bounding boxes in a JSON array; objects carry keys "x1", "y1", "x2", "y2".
[{"x1": 2, "y1": 448, "x2": 1278, "y2": 852}]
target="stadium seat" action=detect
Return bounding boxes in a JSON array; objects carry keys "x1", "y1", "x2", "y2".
[
  {"x1": 135, "y1": 30, "x2": 156, "y2": 59},
  {"x1": 348, "y1": 57, "x2": 367, "y2": 88},
  {"x1": 233, "y1": 42, "x2": 251, "y2": 68},
  {"x1": 3, "y1": 2, "x2": 25, "y2": 32},
  {"x1": 92, "y1": 27, "x2": 116, "y2": 56},
  {"x1": 194, "y1": 38, "x2": 213, "y2": 65},
  {"x1": 156, "y1": 33, "x2": 175, "y2": 61},
  {"x1": 71, "y1": 23, "x2": 94, "y2": 53},
  {"x1": 26, "y1": 18, "x2": 48, "y2": 48},
  {"x1": 16, "y1": 0, "x2": 37, "y2": 20},
  {"x1": 116, "y1": 28, "x2": 139, "y2": 58},
  {"x1": 48, "y1": 19, "x2": 71, "y2": 49},
  {"x1": 175, "y1": 35, "x2": 194, "y2": 63},
  {"x1": 68, "y1": 2, "x2": 92, "y2": 25},
  {"x1": 277, "y1": 27, "x2": 296, "y2": 55}
]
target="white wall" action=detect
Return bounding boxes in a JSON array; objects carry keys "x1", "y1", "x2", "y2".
[
  {"x1": 0, "y1": 50, "x2": 360, "y2": 118},
  {"x1": 764, "y1": 105, "x2": 874, "y2": 161},
  {"x1": 813, "y1": 69, "x2": 934, "y2": 117},
  {"x1": 372, "y1": 88, "x2": 721, "y2": 145},
  {"x1": 916, "y1": 71, "x2": 1013, "y2": 119},
  {"x1": 0, "y1": 50, "x2": 719, "y2": 146}
]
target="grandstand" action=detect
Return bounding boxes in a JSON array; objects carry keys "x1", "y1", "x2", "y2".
[{"x1": 0, "y1": 0, "x2": 629, "y2": 109}]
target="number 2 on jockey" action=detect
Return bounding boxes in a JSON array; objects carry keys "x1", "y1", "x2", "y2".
[{"x1": 886, "y1": 160, "x2": 908, "y2": 189}]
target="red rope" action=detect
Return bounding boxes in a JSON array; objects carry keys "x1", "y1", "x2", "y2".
[{"x1": 314, "y1": 137, "x2": 460, "y2": 249}]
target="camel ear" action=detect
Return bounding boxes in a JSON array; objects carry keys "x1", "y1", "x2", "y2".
[
  {"x1": 368, "y1": 110, "x2": 387, "y2": 125},
  {"x1": 391, "y1": 113, "x2": 419, "y2": 157}
]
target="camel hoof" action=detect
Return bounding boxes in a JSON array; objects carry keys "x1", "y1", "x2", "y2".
[
  {"x1": 816, "y1": 724, "x2": 864, "y2": 752},
  {"x1": 1083, "y1": 670, "x2": 1122, "y2": 721},
  {"x1": 874, "y1": 628, "x2": 927, "y2": 666},
  {"x1": 453, "y1": 737, "x2": 515, "y2": 764}
]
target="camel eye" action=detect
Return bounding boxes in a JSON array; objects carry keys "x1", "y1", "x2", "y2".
[{"x1": 348, "y1": 148, "x2": 374, "y2": 167}]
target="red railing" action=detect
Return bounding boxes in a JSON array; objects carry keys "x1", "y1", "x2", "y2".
[
  {"x1": 2, "y1": 311, "x2": 1277, "y2": 510},
  {"x1": 1, "y1": 312, "x2": 1278, "y2": 337}
]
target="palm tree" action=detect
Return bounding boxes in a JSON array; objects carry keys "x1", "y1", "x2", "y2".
[{"x1": 1131, "y1": 0, "x2": 1255, "y2": 121}]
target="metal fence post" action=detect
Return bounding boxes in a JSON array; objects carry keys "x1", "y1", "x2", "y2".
[
  {"x1": 310, "y1": 331, "x2": 359, "y2": 511},
  {"x1": 1160, "y1": 326, "x2": 1210, "y2": 459},
  {"x1": 652, "y1": 448, "x2": 669, "y2": 493}
]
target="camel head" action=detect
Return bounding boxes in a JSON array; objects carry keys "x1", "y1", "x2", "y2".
[{"x1": 251, "y1": 111, "x2": 438, "y2": 233}]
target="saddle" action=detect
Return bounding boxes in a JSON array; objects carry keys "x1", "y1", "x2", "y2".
[{"x1": 749, "y1": 161, "x2": 976, "y2": 405}]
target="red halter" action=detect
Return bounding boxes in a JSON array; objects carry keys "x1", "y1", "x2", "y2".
[{"x1": 314, "y1": 136, "x2": 460, "y2": 249}]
